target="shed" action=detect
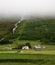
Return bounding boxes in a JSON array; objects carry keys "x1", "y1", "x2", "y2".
[{"x1": 22, "y1": 46, "x2": 29, "y2": 50}]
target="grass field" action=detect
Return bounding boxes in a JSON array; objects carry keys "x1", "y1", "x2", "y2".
[
  {"x1": 0, "y1": 50, "x2": 55, "y2": 54},
  {"x1": 0, "y1": 46, "x2": 54, "y2": 65},
  {"x1": 0, "y1": 40, "x2": 55, "y2": 65},
  {"x1": 0, "y1": 22, "x2": 55, "y2": 65},
  {"x1": 0, "y1": 53, "x2": 55, "y2": 65},
  {"x1": 0, "y1": 48, "x2": 54, "y2": 65}
]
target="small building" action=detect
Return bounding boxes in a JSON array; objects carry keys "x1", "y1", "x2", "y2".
[
  {"x1": 33, "y1": 45, "x2": 46, "y2": 49},
  {"x1": 33, "y1": 45, "x2": 41, "y2": 49},
  {"x1": 33, "y1": 44, "x2": 41, "y2": 49},
  {"x1": 22, "y1": 46, "x2": 29, "y2": 50}
]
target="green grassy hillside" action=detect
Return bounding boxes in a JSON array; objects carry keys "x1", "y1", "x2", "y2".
[
  {"x1": 0, "y1": 19, "x2": 18, "y2": 44},
  {"x1": 15, "y1": 18, "x2": 55, "y2": 43},
  {"x1": 0, "y1": 18, "x2": 55, "y2": 44},
  {"x1": 0, "y1": 18, "x2": 55, "y2": 65}
]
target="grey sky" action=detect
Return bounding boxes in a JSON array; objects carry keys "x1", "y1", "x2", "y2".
[{"x1": 0, "y1": 0, "x2": 55, "y2": 17}]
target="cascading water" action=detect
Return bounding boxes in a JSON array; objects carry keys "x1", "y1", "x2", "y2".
[{"x1": 12, "y1": 17, "x2": 24, "y2": 34}]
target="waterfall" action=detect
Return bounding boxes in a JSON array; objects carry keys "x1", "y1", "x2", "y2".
[{"x1": 12, "y1": 17, "x2": 24, "y2": 34}]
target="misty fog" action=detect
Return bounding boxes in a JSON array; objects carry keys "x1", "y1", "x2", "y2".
[{"x1": 0, "y1": 0, "x2": 55, "y2": 18}]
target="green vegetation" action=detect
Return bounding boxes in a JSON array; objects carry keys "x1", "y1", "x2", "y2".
[
  {"x1": 15, "y1": 18, "x2": 55, "y2": 43},
  {"x1": 1, "y1": 18, "x2": 55, "y2": 44},
  {"x1": 0, "y1": 18, "x2": 18, "y2": 44},
  {"x1": 0, "y1": 54, "x2": 55, "y2": 65},
  {"x1": 0, "y1": 17, "x2": 55, "y2": 65}
]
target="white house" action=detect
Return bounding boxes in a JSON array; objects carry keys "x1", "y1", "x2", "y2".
[
  {"x1": 33, "y1": 45, "x2": 45, "y2": 49},
  {"x1": 33, "y1": 45, "x2": 41, "y2": 49},
  {"x1": 22, "y1": 46, "x2": 29, "y2": 50}
]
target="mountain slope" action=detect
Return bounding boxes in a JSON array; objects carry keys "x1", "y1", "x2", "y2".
[{"x1": 15, "y1": 18, "x2": 55, "y2": 42}]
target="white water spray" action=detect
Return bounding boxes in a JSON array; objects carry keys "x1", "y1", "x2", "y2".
[{"x1": 12, "y1": 17, "x2": 24, "y2": 34}]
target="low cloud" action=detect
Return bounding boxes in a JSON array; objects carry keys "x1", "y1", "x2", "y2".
[{"x1": 0, "y1": 0, "x2": 55, "y2": 17}]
